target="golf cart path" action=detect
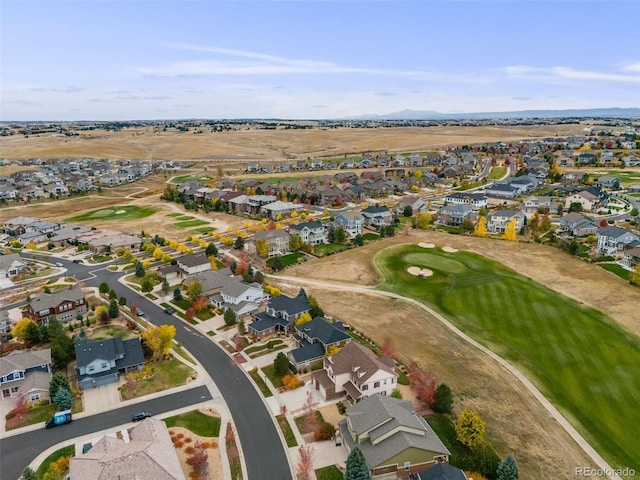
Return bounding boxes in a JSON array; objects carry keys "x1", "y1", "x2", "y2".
[{"x1": 269, "y1": 274, "x2": 621, "y2": 480}]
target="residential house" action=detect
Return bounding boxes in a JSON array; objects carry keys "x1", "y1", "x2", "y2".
[
  {"x1": 396, "y1": 196, "x2": 427, "y2": 215},
  {"x1": 361, "y1": 206, "x2": 394, "y2": 227},
  {"x1": 48, "y1": 225, "x2": 92, "y2": 246},
  {"x1": 177, "y1": 255, "x2": 211, "y2": 275},
  {"x1": 211, "y1": 277, "x2": 266, "y2": 316},
  {"x1": 0, "y1": 253, "x2": 27, "y2": 279},
  {"x1": 3, "y1": 216, "x2": 41, "y2": 235},
  {"x1": 416, "y1": 463, "x2": 468, "y2": 480},
  {"x1": 486, "y1": 210, "x2": 525, "y2": 233},
  {"x1": 18, "y1": 231, "x2": 48, "y2": 245},
  {"x1": 289, "y1": 221, "x2": 326, "y2": 245},
  {"x1": 70, "y1": 418, "x2": 185, "y2": 480},
  {"x1": 564, "y1": 191, "x2": 600, "y2": 213},
  {"x1": 312, "y1": 341, "x2": 396, "y2": 402},
  {"x1": 0, "y1": 349, "x2": 52, "y2": 401},
  {"x1": 435, "y1": 205, "x2": 476, "y2": 227},
  {"x1": 75, "y1": 337, "x2": 145, "y2": 389},
  {"x1": 252, "y1": 229, "x2": 290, "y2": 257},
  {"x1": 444, "y1": 193, "x2": 487, "y2": 210},
  {"x1": 0, "y1": 310, "x2": 9, "y2": 335},
  {"x1": 23, "y1": 285, "x2": 88, "y2": 324},
  {"x1": 182, "y1": 268, "x2": 233, "y2": 297},
  {"x1": 335, "y1": 212, "x2": 364, "y2": 238},
  {"x1": 622, "y1": 247, "x2": 640, "y2": 269},
  {"x1": 484, "y1": 183, "x2": 520, "y2": 199},
  {"x1": 559, "y1": 213, "x2": 598, "y2": 237},
  {"x1": 508, "y1": 175, "x2": 539, "y2": 194},
  {"x1": 248, "y1": 291, "x2": 310, "y2": 338},
  {"x1": 561, "y1": 171, "x2": 587, "y2": 185},
  {"x1": 247, "y1": 195, "x2": 277, "y2": 215},
  {"x1": 260, "y1": 200, "x2": 304, "y2": 219},
  {"x1": 521, "y1": 195, "x2": 553, "y2": 214},
  {"x1": 289, "y1": 316, "x2": 352, "y2": 369},
  {"x1": 595, "y1": 176, "x2": 621, "y2": 190},
  {"x1": 578, "y1": 151, "x2": 596, "y2": 166},
  {"x1": 340, "y1": 394, "x2": 450, "y2": 478},
  {"x1": 596, "y1": 226, "x2": 640, "y2": 255}
]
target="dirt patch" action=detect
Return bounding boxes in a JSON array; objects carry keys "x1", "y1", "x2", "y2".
[
  {"x1": 418, "y1": 242, "x2": 436, "y2": 248},
  {"x1": 407, "y1": 266, "x2": 434, "y2": 277}
]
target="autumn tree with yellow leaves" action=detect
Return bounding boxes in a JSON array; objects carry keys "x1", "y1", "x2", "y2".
[{"x1": 503, "y1": 218, "x2": 517, "y2": 241}]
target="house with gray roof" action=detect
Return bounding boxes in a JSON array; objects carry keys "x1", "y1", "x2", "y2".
[
  {"x1": 486, "y1": 210, "x2": 525, "y2": 233},
  {"x1": 435, "y1": 205, "x2": 476, "y2": 227},
  {"x1": 559, "y1": 212, "x2": 598, "y2": 237},
  {"x1": 335, "y1": 212, "x2": 364, "y2": 238},
  {"x1": 484, "y1": 183, "x2": 520, "y2": 199},
  {"x1": 183, "y1": 268, "x2": 233, "y2": 296},
  {"x1": 0, "y1": 348, "x2": 52, "y2": 401},
  {"x1": 312, "y1": 341, "x2": 396, "y2": 402},
  {"x1": 260, "y1": 200, "x2": 304, "y2": 219},
  {"x1": 70, "y1": 417, "x2": 184, "y2": 480},
  {"x1": 252, "y1": 229, "x2": 290, "y2": 257},
  {"x1": 416, "y1": 463, "x2": 468, "y2": 480},
  {"x1": 0, "y1": 253, "x2": 27, "y2": 279},
  {"x1": 444, "y1": 192, "x2": 487, "y2": 210},
  {"x1": 289, "y1": 317, "x2": 351, "y2": 369},
  {"x1": 596, "y1": 226, "x2": 640, "y2": 255},
  {"x1": 289, "y1": 221, "x2": 326, "y2": 245},
  {"x1": 177, "y1": 254, "x2": 211, "y2": 275},
  {"x1": 249, "y1": 291, "x2": 310, "y2": 337},
  {"x1": 74, "y1": 337, "x2": 145, "y2": 389},
  {"x1": 211, "y1": 277, "x2": 266, "y2": 316},
  {"x1": 340, "y1": 394, "x2": 450, "y2": 478},
  {"x1": 361, "y1": 206, "x2": 394, "y2": 227},
  {"x1": 23, "y1": 285, "x2": 88, "y2": 325}
]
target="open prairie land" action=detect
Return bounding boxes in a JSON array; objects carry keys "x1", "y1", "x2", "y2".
[{"x1": 1, "y1": 124, "x2": 588, "y2": 160}]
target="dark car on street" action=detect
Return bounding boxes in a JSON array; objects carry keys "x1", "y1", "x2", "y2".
[{"x1": 131, "y1": 411, "x2": 151, "y2": 422}]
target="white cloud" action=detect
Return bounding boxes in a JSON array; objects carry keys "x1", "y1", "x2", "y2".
[{"x1": 505, "y1": 64, "x2": 640, "y2": 83}]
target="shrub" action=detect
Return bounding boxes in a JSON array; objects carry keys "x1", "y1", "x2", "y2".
[{"x1": 314, "y1": 422, "x2": 335, "y2": 441}]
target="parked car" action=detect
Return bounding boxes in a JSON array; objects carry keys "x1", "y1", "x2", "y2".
[
  {"x1": 55, "y1": 262, "x2": 64, "y2": 267},
  {"x1": 137, "y1": 309, "x2": 144, "y2": 316},
  {"x1": 164, "y1": 307, "x2": 174, "y2": 314},
  {"x1": 82, "y1": 443, "x2": 93, "y2": 454},
  {"x1": 131, "y1": 411, "x2": 151, "y2": 422},
  {"x1": 72, "y1": 259, "x2": 82, "y2": 264}
]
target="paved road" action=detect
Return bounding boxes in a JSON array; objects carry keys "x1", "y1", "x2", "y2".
[
  {"x1": 5, "y1": 255, "x2": 293, "y2": 480},
  {"x1": 0, "y1": 386, "x2": 212, "y2": 480},
  {"x1": 269, "y1": 274, "x2": 622, "y2": 480}
]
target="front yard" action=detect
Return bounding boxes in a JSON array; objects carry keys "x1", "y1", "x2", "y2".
[
  {"x1": 119, "y1": 358, "x2": 196, "y2": 400},
  {"x1": 5, "y1": 397, "x2": 82, "y2": 431}
]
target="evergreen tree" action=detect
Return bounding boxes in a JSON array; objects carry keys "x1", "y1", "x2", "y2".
[
  {"x1": 162, "y1": 277, "x2": 170, "y2": 295},
  {"x1": 135, "y1": 262, "x2": 145, "y2": 277},
  {"x1": 53, "y1": 386, "x2": 73, "y2": 410},
  {"x1": 205, "y1": 242, "x2": 218, "y2": 256},
  {"x1": 496, "y1": 454, "x2": 519, "y2": 480},
  {"x1": 109, "y1": 299, "x2": 120, "y2": 318},
  {"x1": 173, "y1": 287, "x2": 183, "y2": 301},
  {"x1": 353, "y1": 234, "x2": 364, "y2": 246},
  {"x1": 108, "y1": 289, "x2": 117, "y2": 300},
  {"x1": 98, "y1": 282, "x2": 109, "y2": 294},
  {"x1": 234, "y1": 236, "x2": 245, "y2": 250},
  {"x1": 25, "y1": 322, "x2": 41, "y2": 344},
  {"x1": 344, "y1": 447, "x2": 370, "y2": 480},
  {"x1": 328, "y1": 225, "x2": 335, "y2": 243},
  {"x1": 49, "y1": 372, "x2": 71, "y2": 399},
  {"x1": 308, "y1": 295, "x2": 324, "y2": 318},
  {"x1": 273, "y1": 352, "x2": 290, "y2": 378},
  {"x1": 223, "y1": 308, "x2": 237, "y2": 326},
  {"x1": 432, "y1": 383, "x2": 453, "y2": 414},
  {"x1": 20, "y1": 467, "x2": 37, "y2": 480}
]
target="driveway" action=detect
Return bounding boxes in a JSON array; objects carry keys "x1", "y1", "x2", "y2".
[{"x1": 82, "y1": 383, "x2": 120, "y2": 414}]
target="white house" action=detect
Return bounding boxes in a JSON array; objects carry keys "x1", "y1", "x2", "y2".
[{"x1": 335, "y1": 212, "x2": 364, "y2": 238}]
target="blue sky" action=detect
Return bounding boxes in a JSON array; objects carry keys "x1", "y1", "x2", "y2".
[{"x1": 1, "y1": 1, "x2": 639, "y2": 121}]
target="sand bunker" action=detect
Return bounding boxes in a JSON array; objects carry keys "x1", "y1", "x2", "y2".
[
  {"x1": 442, "y1": 246, "x2": 458, "y2": 253},
  {"x1": 407, "y1": 266, "x2": 434, "y2": 277},
  {"x1": 115, "y1": 209, "x2": 126, "y2": 215},
  {"x1": 418, "y1": 242, "x2": 435, "y2": 248}
]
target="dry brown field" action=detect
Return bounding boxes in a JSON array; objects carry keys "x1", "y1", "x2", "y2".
[
  {"x1": 1, "y1": 124, "x2": 588, "y2": 161},
  {"x1": 279, "y1": 230, "x2": 640, "y2": 480}
]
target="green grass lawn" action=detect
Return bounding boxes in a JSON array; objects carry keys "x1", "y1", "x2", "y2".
[
  {"x1": 121, "y1": 358, "x2": 195, "y2": 399},
  {"x1": 171, "y1": 298, "x2": 191, "y2": 310},
  {"x1": 174, "y1": 219, "x2": 209, "y2": 228},
  {"x1": 170, "y1": 175, "x2": 215, "y2": 184},
  {"x1": 36, "y1": 444, "x2": 75, "y2": 479},
  {"x1": 167, "y1": 212, "x2": 183, "y2": 217},
  {"x1": 194, "y1": 226, "x2": 216, "y2": 234},
  {"x1": 266, "y1": 252, "x2": 305, "y2": 268},
  {"x1": 248, "y1": 369, "x2": 273, "y2": 397},
  {"x1": 598, "y1": 263, "x2": 632, "y2": 281},
  {"x1": 89, "y1": 324, "x2": 135, "y2": 340},
  {"x1": 487, "y1": 166, "x2": 507, "y2": 180},
  {"x1": 315, "y1": 465, "x2": 344, "y2": 480},
  {"x1": 362, "y1": 232, "x2": 379, "y2": 241},
  {"x1": 275, "y1": 414, "x2": 298, "y2": 447},
  {"x1": 65, "y1": 205, "x2": 156, "y2": 222},
  {"x1": 314, "y1": 243, "x2": 348, "y2": 256},
  {"x1": 375, "y1": 244, "x2": 640, "y2": 470},
  {"x1": 164, "y1": 409, "x2": 221, "y2": 437}
]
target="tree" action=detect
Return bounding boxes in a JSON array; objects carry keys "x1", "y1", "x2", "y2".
[
  {"x1": 118, "y1": 296, "x2": 127, "y2": 306},
  {"x1": 474, "y1": 216, "x2": 487, "y2": 237},
  {"x1": 308, "y1": 295, "x2": 324, "y2": 318},
  {"x1": 630, "y1": 264, "x2": 640, "y2": 286},
  {"x1": 186, "y1": 440, "x2": 209, "y2": 477},
  {"x1": 185, "y1": 308, "x2": 195, "y2": 321},
  {"x1": 403, "y1": 205, "x2": 413, "y2": 217},
  {"x1": 223, "y1": 308, "x2": 237, "y2": 326},
  {"x1": 12, "y1": 318, "x2": 37, "y2": 342},
  {"x1": 192, "y1": 295, "x2": 209, "y2": 313},
  {"x1": 295, "y1": 312, "x2": 312, "y2": 327},
  {"x1": 273, "y1": 352, "x2": 290, "y2": 378},
  {"x1": 49, "y1": 372, "x2": 71, "y2": 399},
  {"x1": 95, "y1": 305, "x2": 109, "y2": 323},
  {"x1": 255, "y1": 238, "x2": 269, "y2": 258},
  {"x1": 140, "y1": 276, "x2": 154, "y2": 293},
  {"x1": 135, "y1": 262, "x2": 145, "y2": 278},
  {"x1": 568, "y1": 202, "x2": 583, "y2": 213},
  {"x1": 173, "y1": 287, "x2": 183, "y2": 301},
  {"x1": 142, "y1": 326, "x2": 163, "y2": 361},
  {"x1": 53, "y1": 386, "x2": 73, "y2": 410},
  {"x1": 344, "y1": 447, "x2": 370, "y2": 480},
  {"x1": 379, "y1": 337, "x2": 396, "y2": 360},
  {"x1": 631, "y1": 207, "x2": 639, "y2": 217},
  {"x1": 353, "y1": 234, "x2": 364, "y2": 246},
  {"x1": 186, "y1": 280, "x2": 203, "y2": 303},
  {"x1": 109, "y1": 299, "x2": 119, "y2": 318},
  {"x1": 108, "y1": 289, "x2": 117, "y2": 300},
  {"x1": 289, "y1": 233, "x2": 302, "y2": 251},
  {"x1": 205, "y1": 242, "x2": 218, "y2": 256},
  {"x1": 460, "y1": 218, "x2": 475, "y2": 234},
  {"x1": 98, "y1": 282, "x2": 110, "y2": 294},
  {"x1": 503, "y1": 218, "x2": 517, "y2": 241},
  {"x1": 455, "y1": 409, "x2": 486, "y2": 451},
  {"x1": 432, "y1": 383, "x2": 453, "y2": 414},
  {"x1": 496, "y1": 454, "x2": 519, "y2": 480},
  {"x1": 328, "y1": 225, "x2": 335, "y2": 243},
  {"x1": 158, "y1": 324, "x2": 176, "y2": 356},
  {"x1": 408, "y1": 361, "x2": 437, "y2": 405},
  {"x1": 161, "y1": 277, "x2": 170, "y2": 295},
  {"x1": 20, "y1": 467, "x2": 37, "y2": 480},
  {"x1": 384, "y1": 225, "x2": 395, "y2": 237},
  {"x1": 296, "y1": 444, "x2": 315, "y2": 480},
  {"x1": 25, "y1": 321, "x2": 41, "y2": 344},
  {"x1": 416, "y1": 212, "x2": 431, "y2": 229},
  {"x1": 234, "y1": 236, "x2": 245, "y2": 250}
]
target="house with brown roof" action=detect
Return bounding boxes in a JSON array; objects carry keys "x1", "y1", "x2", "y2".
[
  {"x1": 312, "y1": 341, "x2": 396, "y2": 402},
  {"x1": 23, "y1": 285, "x2": 88, "y2": 325},
  {"x1": 251, "y1": 229, "x2": 290, "y2": 257},
  {"x1": 0, "y1": 348, "x2": 52, "y2": 401},
  {"x1": 70, "y1": 418, "x2": 185, "y2": 479}
]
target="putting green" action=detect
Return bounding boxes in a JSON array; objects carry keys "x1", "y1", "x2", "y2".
[{"x1": 65, "y1": 206, "x2": 156, "y2": 222}]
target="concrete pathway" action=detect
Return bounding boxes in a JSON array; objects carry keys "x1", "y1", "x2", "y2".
[
  {"x1": 82, "y1": 383, "x2": 120, "y2": 414},
  {"x1": 269, "y1": 274, "x2": 623, "y2": 480}
]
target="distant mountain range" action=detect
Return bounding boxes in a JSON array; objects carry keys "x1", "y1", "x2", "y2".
[{"x1": 345, "y1": 107, "x2": 640, "y2": 120}]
